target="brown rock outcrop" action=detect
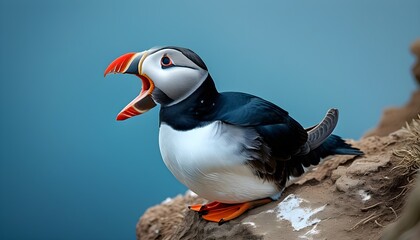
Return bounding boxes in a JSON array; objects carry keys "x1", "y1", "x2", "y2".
[
  {"x1": 364, "y1": 90, "x2": 420, "y2": 137},
  {"x1": 411, "y1": 39, "x2": 420, "y2": 84}
]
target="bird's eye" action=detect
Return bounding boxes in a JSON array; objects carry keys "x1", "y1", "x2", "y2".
[{"x1": 161, "y1": 55, "x2": 173, "y2": 68}]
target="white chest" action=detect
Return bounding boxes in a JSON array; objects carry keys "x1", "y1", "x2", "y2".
[{"x1": 158, "y1": 121, "x2": 277, "y2": 203}]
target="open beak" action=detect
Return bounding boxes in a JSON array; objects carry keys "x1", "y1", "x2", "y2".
[{"x1": 104, "y1": 52, "x2": 157, "y2": 121}]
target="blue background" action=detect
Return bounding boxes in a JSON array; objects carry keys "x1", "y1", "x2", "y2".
[{"x1": 1, "y1": 1, "x2": 419, "y2": 239}]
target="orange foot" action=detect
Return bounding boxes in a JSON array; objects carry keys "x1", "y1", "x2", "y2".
[{"x1": 188, "y1": 198, "x2": 272, "y2": 224}]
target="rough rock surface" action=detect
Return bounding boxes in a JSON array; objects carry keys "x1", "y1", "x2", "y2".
[{"x1": 136, "y1": 191, "x2": 263, "y2": 240}]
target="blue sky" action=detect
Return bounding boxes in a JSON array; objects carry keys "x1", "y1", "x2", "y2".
[{"x1": 0, "y1": 1, "x2": 419, "y2": 239}]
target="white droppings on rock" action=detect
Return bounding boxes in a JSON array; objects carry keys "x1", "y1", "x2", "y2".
[
  {"x1": 242, "y1": 221, "x2": 257, "y2": 228},
  {"x1": 275, "y1": 194, "x2": 326, "y2": 231},
  {"x1": 358, "y1": 189, "x2": 371, "y2": 202},
  {"x1": 299, "y1": 225, "x2": 320, "y2": 239}
]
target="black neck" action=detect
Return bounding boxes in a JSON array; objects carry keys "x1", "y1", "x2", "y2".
[{"x1": 159, "y1": 75, "x2": 219, "y2": 130}]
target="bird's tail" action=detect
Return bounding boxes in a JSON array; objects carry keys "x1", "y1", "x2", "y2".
[
  {"x1": 307, "y1": 108, "x2": 339, "y2": 150},
  {"x1": 295, "y1": 108, "x2": 339, "y2": 155},
  {"x1": 286, "y1": 109, "x2": 363, "y2": 178},
  {"x1": 318, "y1": 134, "x2": 363, "y2": 157}
]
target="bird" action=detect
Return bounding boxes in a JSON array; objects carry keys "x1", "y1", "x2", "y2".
[{"x1": 104, "y1": 46, "x2": 363, "y2": 224}]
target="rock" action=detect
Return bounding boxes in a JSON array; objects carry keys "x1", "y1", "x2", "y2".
[
  {"x1": 411, "y1": 39, "x2": 420, "y2": 85},
  {"x1": 136, "y1": 191, "x2": 206, "y2": 240},
  {"x1": 364, "y1": 90, "x2": 420, "y2": 137},
  {"x1": 335, "y1": 174, "x2": 363, "y2": 192},
  {"x1": 136, "y1": 127, "x2": 419, "y2": 240},
  {"x1": 382, "y1": 173, "x2": 420, "y2": 240}
]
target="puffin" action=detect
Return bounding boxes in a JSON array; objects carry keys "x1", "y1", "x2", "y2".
[{"x1": 104, "y1": 46, "x2": 363, "y2": 223}]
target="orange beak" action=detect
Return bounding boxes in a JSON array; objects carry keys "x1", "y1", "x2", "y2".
[{"x1": 104, "y1": 52, "x2": 156, "y2": 121}]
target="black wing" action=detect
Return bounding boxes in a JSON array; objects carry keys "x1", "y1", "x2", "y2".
[
  {"x1": 213, "y1": 92, "x2": 311, "y2": 189},
  {"x1": 215, "y1": 92, "x2": 308, "y2": 151},
  {"x1": 216, "y1": 92, "x2": 290, "y2": 126}
]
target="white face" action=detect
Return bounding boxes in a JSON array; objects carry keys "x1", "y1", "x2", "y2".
[{"x1": 141, "y1": 48, "x2": 209, "y2": 106}]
